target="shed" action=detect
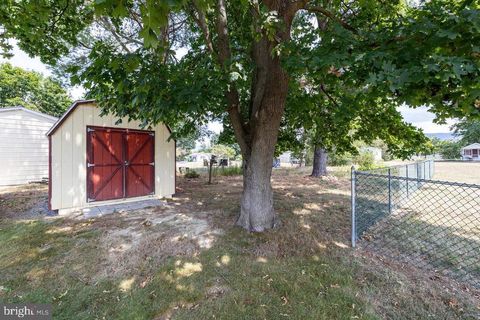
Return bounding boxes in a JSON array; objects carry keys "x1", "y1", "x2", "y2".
[
  {"x1": 0, "y1": 107, "x2": 57, "y2": 186},
  {"x1": 461, "y1": 143, "x2": 480, "y2": 161},
  {"x1": 47, "y1": 100, "x2": 175, "y2": 215}
]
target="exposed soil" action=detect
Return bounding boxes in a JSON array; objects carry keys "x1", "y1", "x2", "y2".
[{"x1": 0, "y1": 183, "x2": 52, "y2": 220}]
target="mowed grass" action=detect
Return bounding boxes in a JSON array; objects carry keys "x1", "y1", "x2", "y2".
[
  {"x1": 0, "y1": 169, "x2": 478, "y2": 319},
  {"x1": 433, "y1": 161, "x2": 480, "y2": 184}
]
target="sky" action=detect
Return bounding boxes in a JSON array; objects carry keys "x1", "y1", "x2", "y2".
[{"x1": 1, "y1": 42, "x2": 455, "y2": 134}]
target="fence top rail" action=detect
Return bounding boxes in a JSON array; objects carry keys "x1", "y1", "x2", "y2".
[
  {"x1": 354, "y1": 159, "x2": 433, "y2": 174},
  {"x1": 355, "y1": 171, "x2": 480, "y2": 189}
]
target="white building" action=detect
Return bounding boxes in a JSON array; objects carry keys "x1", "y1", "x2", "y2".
[
  {"x1": 461, "y1": 143, "x2": 480, "y2": 161},
  {"x1": 278, "y1": 151, "x2": 292, "y2": 165},
  {"x1": 0, "y1": 107, "x2": 57, "y2": 186}
]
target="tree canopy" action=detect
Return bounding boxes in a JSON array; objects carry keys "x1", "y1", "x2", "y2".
[
  {"x1": 454, "y1": 119, "x2": 480, "y2": 145},
  {"x1": 0, "y1": 62, "x2": 72, "y2": 116},
  {"x1": 1, "y1": 0, "x2": 479, "y2": 230}
]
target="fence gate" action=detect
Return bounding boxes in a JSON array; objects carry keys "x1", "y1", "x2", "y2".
[{"x1": 351, "y1": 160, "x2": 480, "y2": 288}]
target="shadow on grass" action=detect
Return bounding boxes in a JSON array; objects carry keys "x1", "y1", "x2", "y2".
[
  {"x1": 0, "y1": 174, "x2": 477, "y2": 319},
  {"x1": 0, "y1": 218, "x2": 373, "y2": 320}
]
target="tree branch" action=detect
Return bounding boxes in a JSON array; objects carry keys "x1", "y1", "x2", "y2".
[
  {"x1": 320, "y1": 84, "x2": 341, "y2": 108},
  {"x1": 249, "y1": 0, "x2": 267, "y2": 123},
  {"x1": 192, "y1": 1, "x2": 215, "y2": 54},
  {"x1": 306, "y1": 5, "x2": 358, "y2": 34},
  {"x1": 215, "y1": 0, "x2": 249, "y2": 155},
  {"x1": 98, "y1": 17, "x2": 132, "y2": 53},
  {"x1": 215, "y1": 0, "x2": 232, "y2": 65}
]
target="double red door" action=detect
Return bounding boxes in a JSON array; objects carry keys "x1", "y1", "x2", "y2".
[{"x1": 87, "y1": 127, "x2": 155, "y2": 202}]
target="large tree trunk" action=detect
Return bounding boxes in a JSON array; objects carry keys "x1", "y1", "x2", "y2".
[
  {"x1": 235, "y1": 65, "x2": 287, "y2": 231},
  {"x1": 237, "y1": 143, "x2": 277, "y2": 231},
  {"x1": 214, "y1": 0, "x2": 304, "y2": 231},
  {"x1": 311, "y1": 145, "x2": 328, "y2": 177}
]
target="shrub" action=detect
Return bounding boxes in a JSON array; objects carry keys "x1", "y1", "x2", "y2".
[
  {"x1": 328, "y1": 152, "x2": 353, "y2": 166},
  {"x1": 355, "y1": 151, "x2": 376, "y2": 171},
  {"x1": 184, "y1": 170, "x2": 200, "y2": 179}
]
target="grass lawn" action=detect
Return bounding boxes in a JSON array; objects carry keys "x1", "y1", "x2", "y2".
[
  {"x1": 0, "y1": 169, "x2": 478, "y2": 319},
  {"x1": 433, "y1": 161, "x2": 480, "y2": 184}
]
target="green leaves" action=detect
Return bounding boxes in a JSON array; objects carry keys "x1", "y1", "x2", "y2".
[
  {"x1": 0, "y1": 62, "x2": 72, "y2": 116},
  {"x1": 1, "y1": 0, "x2": 478, "y2": 152},
  {"x1": 0, "y1": 0, "x2": 94, "y2": 64},
  {"x1": 453, "y1": 118, "x2": 480, "y2": 146},
  {"x1": 94, "y1": 0, "x2": 129, "y2": 17}
]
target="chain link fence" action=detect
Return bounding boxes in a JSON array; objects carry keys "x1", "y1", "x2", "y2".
[{"x1": 351, "y1": 160, "x2": 480, "y2": 288}]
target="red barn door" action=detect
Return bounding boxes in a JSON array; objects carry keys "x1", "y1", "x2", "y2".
[
  {"x1": 87, "y1": 127, "x2": 154, "y2": 202},
  {"x1": 125, "y1": 132, "x2": 155, "y2": 198}
]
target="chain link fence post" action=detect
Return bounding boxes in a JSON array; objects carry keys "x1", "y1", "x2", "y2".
[
  {"x1": 351, "y1": 166, "x2": 356, "y2": 248},
  {"x1": 416, "y1": 161, "x2": 420, "y2": 187},
  {"x1": 388, "y1": 168, "x2": 392, "y2": 214},
  {"x1": 406, "y1": 164, "x2": 409, "y2": 198}
]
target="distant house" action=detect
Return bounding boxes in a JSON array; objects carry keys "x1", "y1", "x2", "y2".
[
  {"x1": 277, "y1": 151, "x2": 301, "y2": 166},
  {"x1": 461, "y1": 143, "x2": 480, "y2": 161},
  {"x1": 278, "y1": 151, "x2": 292, "y2": 165},
  {"x1": 0, "y1": 107, "x2": 58, "y2": 186},
  {"x1": 188, "y1": 152, "x2": 211, "y2": 163}
]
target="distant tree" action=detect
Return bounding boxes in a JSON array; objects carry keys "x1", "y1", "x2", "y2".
[
  {"x1": 174, "y1": 123, "x2": 212, "y2": 158},
  {"x1": 210, "y1": 144, "x2": 236, "y2": 159},
  {"x1": 0, "y1": 63, "x2": 71, "y2": 116},
  {"x1": 209, "y1": 132, "x2": 220, "y2": 146},
  {"x1": 281, "y1": 82, "x2": 429, "y2": 177},
  {"x1": 454, "y1": 120, "x2": 480, "y2": 145},
  {"x1": 431, "y1": 138, "x2": 462, "y2": 159}
]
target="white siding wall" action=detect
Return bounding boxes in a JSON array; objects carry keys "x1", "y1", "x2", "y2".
[
  {"x1": 50, "y1": 103, "x2": 175, "y2": 212},
  {"x1": 0, "y1": 109, "x2": 56, "y2": 186}
]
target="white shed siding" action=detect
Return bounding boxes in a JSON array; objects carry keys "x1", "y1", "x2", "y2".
[
  {"x1": 0, "y1": 108, "x2": 57, "y2": 186},
  {"x1": 50, "y1": 102, "x2": 175, "y2": 212}
]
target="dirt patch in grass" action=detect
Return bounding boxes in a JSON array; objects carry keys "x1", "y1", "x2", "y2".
[
  {"x1": 0, "y1": 183, "x2": 51, "y2": 220},
  {"x1": 96, "y1": 209, "x2": 224, "y2": 279}
]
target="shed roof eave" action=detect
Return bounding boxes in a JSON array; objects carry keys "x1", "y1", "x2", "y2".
[
  {"x1": 45, "y1": 99, "x2": 175, "y2": 140},
  {"x1": 46, "y1": 100, "x2": 96, "y2": 136}
]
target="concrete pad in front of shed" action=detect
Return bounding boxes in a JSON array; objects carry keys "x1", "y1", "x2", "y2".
[{"x1": 82, "y1": 199, "x2": 165, "y2": 218}]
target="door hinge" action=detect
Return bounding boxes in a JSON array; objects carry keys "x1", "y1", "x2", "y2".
[
  {"x1": 87, "y1": 198, "x2": 95, "y2": 202},
  {"x1": 149, "y1": 133, "x2": 155, "y2": 136},
  {"x1": 87, "y1": 163, "x2": 95, "y2": 168},
  {"x1": 149, "y1": 162, "x2": 154, "y2": 166},
  {"x1": 87, "y1": 128, "x2": 95, "y2": 133}
]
